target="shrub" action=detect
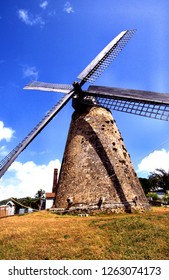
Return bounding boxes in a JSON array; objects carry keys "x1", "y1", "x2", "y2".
[
  {"x1": 162, "y1": 194, "x2": 169, "y2": 205},
  {"x1": 146, "y1": 192, "x2": 159, "y2": 201}
]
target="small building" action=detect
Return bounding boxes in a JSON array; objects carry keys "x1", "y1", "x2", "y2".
[
  {"x1": 0, "y1": 205, "x2": 9, "y2": 217},
  {"x1": 6, "y1": 201, "x2": 15, "y2": 215},
  {"x1": 0, "y1": 200, "x2": 15, "y2": 217},
  {"x1": 45, "y1": 193, "x2": 56, "y2": 209},
  {"x1": 42, "y1": 168, "x2": 58, "y2": 210}
]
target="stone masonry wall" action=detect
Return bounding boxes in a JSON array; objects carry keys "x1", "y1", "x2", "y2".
[{"x1": 55, "y1": 106, "x2": 150, "y2": 213}]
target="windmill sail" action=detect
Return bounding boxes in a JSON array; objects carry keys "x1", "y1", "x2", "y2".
[
  {"x1": 0, "y1": 90, "x2": 74, "y2": 178},
  {"x1": 84, "y1": 86, "x2": 169, "y2": 121},
  {"x1": 0, "y1": 29, "x2": 138, "y2": 178},
  {"x1": 24, "y1": 81, "x2": 73, "y2": 94},
  {"x1": 78, "y1": 30, "x2": 136, "y2": 85}
]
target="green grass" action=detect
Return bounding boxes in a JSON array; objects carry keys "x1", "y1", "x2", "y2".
[{"x1": 0, "y1": 207, "x2": 169, "y2": 260}]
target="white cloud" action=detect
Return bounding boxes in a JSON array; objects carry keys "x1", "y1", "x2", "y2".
[
  {"x1": 40, "y1": 1, "x2": 48, "y2": 10},
  {"x1": 137, "y1": 149, "x2": 169, "y2": 177},
  {"x1": 0, "y1": 121, "x2": 15, "y2": 142},
  {"x1": 17, "y1": 9, "x2": 45, "y2": 27},
  {"x1": 0, "y1": 146, "x2": 8, "y2": 157},
  {"x1": 23, "y1": 65, "x2": 39, "y2": 80},
  {"x1": 0, "y1": 159, "x2": 61, "y2": 200},
  {"x1": 63, "y1": 2, "x2": 74, "y2": 14}
]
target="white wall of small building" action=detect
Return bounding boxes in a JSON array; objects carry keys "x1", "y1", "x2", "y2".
[
  {"x1": 45, "y1": 199, "x2": 54, "y2": 210},
  {"x1": 6, "y1": 201, "x2": 15, "y2": 215}
]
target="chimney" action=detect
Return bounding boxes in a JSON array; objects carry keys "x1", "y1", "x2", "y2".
[{"x1": 52, "y1": 168, "x2": 58, "y2": 193}]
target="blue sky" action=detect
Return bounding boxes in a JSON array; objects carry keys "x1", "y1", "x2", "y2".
[{"x1": 1, "y1": 0, "x2": 169, "y2": 199}]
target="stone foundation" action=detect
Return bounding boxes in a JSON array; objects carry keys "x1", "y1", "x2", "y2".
[{"x1": 51, "y1": 202, "x2": 150, "y2": 215}]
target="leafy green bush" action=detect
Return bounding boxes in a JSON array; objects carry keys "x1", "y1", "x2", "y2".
[
  {"x1": 146, "y1": 192, "x2": 159, "y2": 201},
  {"x1": 162, "y1": 194, "x2": 169, "y2": 205}
]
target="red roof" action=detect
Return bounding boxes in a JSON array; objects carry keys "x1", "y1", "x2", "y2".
[{"x1": 46, "y1": 193, "x2": 55, "y2": 199}]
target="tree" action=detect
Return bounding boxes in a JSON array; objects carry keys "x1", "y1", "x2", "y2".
[
  {"x1": 35, "y1": 189, "x2": 46, "y2": 210},
  {"x1": 139, "y1": 177, "x2": 151, "y2": 194},
  {"x1": 148, "y1": 168, "x2": 169, "y2": 193}
]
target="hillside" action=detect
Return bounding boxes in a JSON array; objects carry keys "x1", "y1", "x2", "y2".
[{"x1": 0, "y1": 207, "x2": 169, "y2": 260}]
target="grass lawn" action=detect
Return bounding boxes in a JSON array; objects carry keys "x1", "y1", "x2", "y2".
[{"x1": 0, "y1": 207, "x2": 169, "y2": 260}]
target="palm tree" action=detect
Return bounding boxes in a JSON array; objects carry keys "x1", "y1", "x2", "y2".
[
  {"x1": 149, "y1": 168, "x2": 169, "y2": 193},
  {"x1": 35, "y1": 189, "x2": 46, "y2": 210}
]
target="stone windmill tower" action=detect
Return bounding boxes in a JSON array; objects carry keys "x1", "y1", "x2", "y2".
[{"x1": 1, "y1": 30, "x2": 169, "y2": 213}]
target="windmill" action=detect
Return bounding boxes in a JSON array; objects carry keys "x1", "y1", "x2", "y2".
[{"x1": 1, "y1": 29, "x2": 169, "y2": 213}]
